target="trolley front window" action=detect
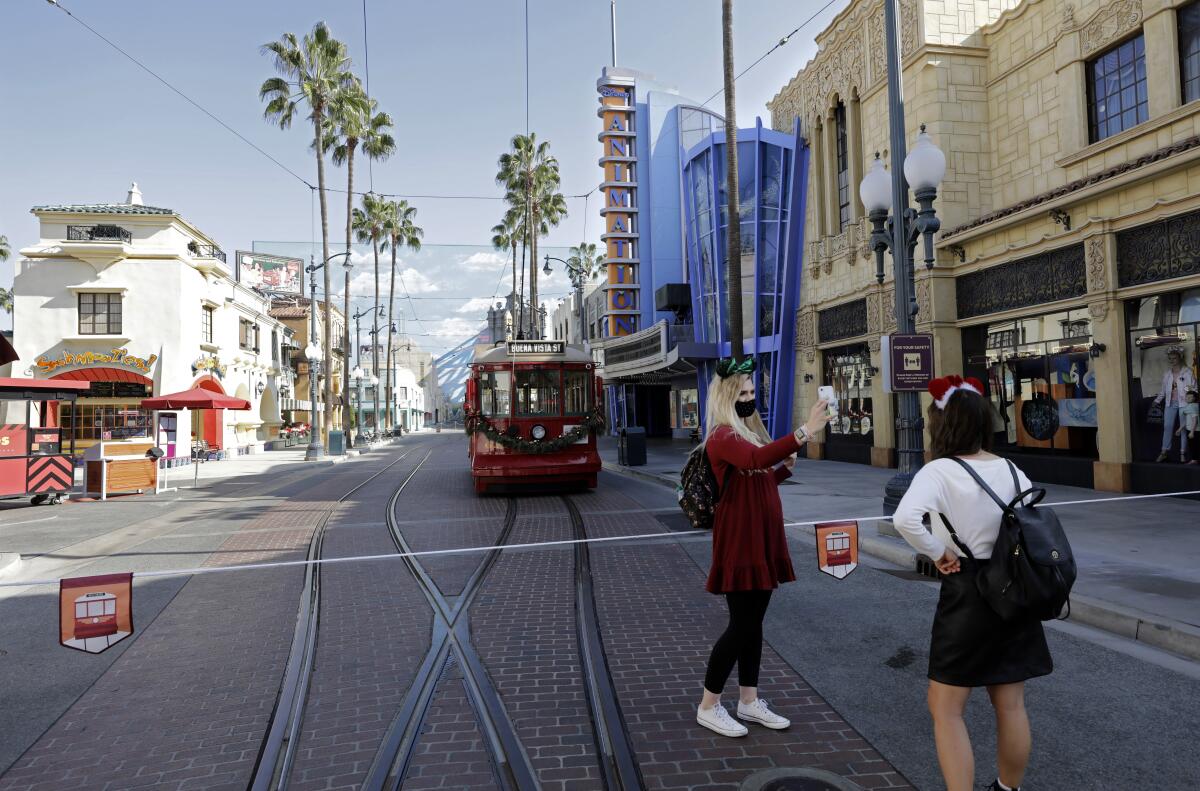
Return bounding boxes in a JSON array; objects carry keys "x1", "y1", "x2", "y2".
[
  {"x1": 564, "y1": 370, "x2": 591, "y2": 416},
  {"x1": 479, "y1": 371, "x2": 511, "y2": 417},
  {"x1": 515, "y1": 370, "x2": 561, "y2": 417}
]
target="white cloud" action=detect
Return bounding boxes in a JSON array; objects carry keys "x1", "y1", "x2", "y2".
[
  {"x1": 461, "y1": 251, "x2": 508, "y2": 272},
  {"x1": 456, "y1": 297, "x2": 501, "y2": 314},
  {"x1": 398, "y1": 268, "x2": 440, "y2": 294},
  {"x1": 428, "y1": 317, "x2": 483, "y2": 338}
]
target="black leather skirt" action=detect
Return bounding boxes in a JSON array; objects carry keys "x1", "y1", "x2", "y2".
[{"x1": 928, "y1": 557, "x2": 1054, "y2": 687}]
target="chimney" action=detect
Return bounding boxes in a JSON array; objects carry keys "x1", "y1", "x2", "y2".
[{"x1": 125, "y1": 182, "x2": 143, "y2": 206}]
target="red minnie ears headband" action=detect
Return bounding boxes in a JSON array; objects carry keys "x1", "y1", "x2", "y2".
[{"x1": 928, "y1": 375, "x2": 984, "y2": 410}]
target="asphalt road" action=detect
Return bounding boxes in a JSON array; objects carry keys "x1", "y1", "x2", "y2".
[{"x1": 610, "y1": 469, "x2": 1200, "y2": 791}]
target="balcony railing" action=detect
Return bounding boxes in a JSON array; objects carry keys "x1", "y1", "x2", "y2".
[
  {"x1": 66, "y1": 224, "x2": 132, "y2": 244},
  {"x1": 188, "y1": 243, "x2": 227, "y2": 262}
]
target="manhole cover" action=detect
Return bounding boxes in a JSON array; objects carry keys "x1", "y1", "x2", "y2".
[{"x1": 742, "y1": 768, "x2": 864, "y2": 791}]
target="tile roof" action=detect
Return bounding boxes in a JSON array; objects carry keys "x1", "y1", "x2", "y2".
[{"x1": 31, "y1": 203, "x2": 176, "y2": 216}]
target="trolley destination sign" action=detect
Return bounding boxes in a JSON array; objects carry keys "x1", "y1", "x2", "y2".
[{"x1": 507, "y1": 340, "x2": 565, "y2": 355}]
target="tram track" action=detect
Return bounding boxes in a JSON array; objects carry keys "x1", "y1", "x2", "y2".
[
  {"x1": 363, "y1": 451, "x2": 534, "y2": 791},
  {"x1": 248, "y1": 444, "x2": 427, "y2": 791}
]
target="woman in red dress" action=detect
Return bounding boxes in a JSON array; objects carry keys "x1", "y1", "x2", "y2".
[{"x1": 695, "y1": 358, "x2": 830, "y2": 738}]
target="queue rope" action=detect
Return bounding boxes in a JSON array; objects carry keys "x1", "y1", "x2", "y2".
[{"x1": 3, "y1": 488, "x2": 1199, "y2": 589}]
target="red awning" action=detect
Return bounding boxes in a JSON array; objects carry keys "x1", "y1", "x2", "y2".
[{"x1": 141, "y1": 387, "x2": 251, "y2": 410}]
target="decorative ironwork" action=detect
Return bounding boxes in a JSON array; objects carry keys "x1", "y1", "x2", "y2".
[
  {"x1": 1116, "y1": 209, "x2": 1200, "y2": 287},
  {"x1": 817, "y1": 298, "x2": 868, "y2": 343},
  {"x1": 66, "y1": 224, "x2": 131, "y2": 244},
  {"x1": 955, "y1": 243, "x2": 1086, "y2": 319},
  {"x1": 188, "y1": 242, "x2": 227, "y2": 262}
]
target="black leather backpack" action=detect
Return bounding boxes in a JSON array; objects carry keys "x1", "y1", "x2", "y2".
[{"x1": 941, "y1": 458, "x2": 1077, "y2": 622}]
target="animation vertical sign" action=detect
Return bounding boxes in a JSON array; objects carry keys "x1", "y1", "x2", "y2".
[{"x1": 598, "y1": 75, "x2": 639, "y2": 337}]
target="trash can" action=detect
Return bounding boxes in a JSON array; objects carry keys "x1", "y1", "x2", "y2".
[
  {"x1": 619, "y1": 426, "x2": 646, "y2": 466},
  {"x1": 327, "y1": 430, "x2": 346, "y2": 455}
]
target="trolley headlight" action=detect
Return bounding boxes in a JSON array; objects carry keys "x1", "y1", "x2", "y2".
[{"x1": 531, "y1": 424, "x2": 547, "y2": 440}]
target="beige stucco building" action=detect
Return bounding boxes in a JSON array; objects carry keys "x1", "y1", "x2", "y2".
[{"x1": 770, "y1": 0, "x2": 1200, "y2": 493}]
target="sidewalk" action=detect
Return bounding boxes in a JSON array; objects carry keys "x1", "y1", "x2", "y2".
[{"x1": 599, "y1": 436, "x2": 1200, "y2": 660}]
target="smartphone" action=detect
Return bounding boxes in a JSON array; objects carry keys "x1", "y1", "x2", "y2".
[{"x1": 817, "y1": 385, "x2": 839, "y2": 419}]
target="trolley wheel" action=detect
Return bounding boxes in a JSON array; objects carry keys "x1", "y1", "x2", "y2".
[
  {"x1": 30, "y1": 494, "x2": 48, "y2": 506},
  {"x1": 50, "y1": 493, "x2": 65, "y2": 505}
]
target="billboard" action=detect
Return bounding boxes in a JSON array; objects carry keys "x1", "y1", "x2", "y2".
[{"x1": 235, "y1": 251, "x2": 302, "y2": 294}]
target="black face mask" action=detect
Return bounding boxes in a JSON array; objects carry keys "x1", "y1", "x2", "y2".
[{"x1": 735, "y1": 399, "x2": 757, "y2": 418}]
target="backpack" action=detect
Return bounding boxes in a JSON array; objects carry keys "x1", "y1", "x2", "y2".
[
  {"x1": 939, "y1": 458, "x2": 1077, "y2": 622},
  {"x1": 677, "y1": 445, "x2": 732, "y2": 530}
]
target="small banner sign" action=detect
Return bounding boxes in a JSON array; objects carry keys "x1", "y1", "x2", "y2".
[
  {"x1": 507, "y1": 340, "x2": 565, "y2": 355},
  {"x1": 815, "y1": 521, "x2": 859, "y2": 580},
  {"x1": 60, "y1": 573, "x2": 133, "y2": 653}
]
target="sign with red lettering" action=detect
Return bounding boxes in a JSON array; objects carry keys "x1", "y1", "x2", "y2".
[
  {"x1": 815, "y1": 521, "x2": 859, "y2": 580},
  {"x1": 0, "y1": 425, "x2": 26, "y2": 457},
  {"x1": 60, "y1": 573, "x2": 134, "y2": 653}
]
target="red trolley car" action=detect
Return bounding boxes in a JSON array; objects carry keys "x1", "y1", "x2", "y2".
[
  {"x1": 465, "y1": 341, "x2": 604, "y2": 494},
  {"x1": 0, "y1": 377, "x2": 89, "y2": 505}
]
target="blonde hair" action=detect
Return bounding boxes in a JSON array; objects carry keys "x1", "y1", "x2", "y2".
[{"x1": 701, "y1": 372, "x2": 770, "y2": 448}]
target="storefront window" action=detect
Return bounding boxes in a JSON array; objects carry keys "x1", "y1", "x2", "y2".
[
  {"x1": 479, "y1": 370, "x2": 511, "y2": 417},
  {"x1": 60, "y1": 405, "x2": 152, "y2": 441},
  {"x1": 964, "y1": 308, "x2": 1098, "y2": 458},
  {"x1": 822, "y1": 346, "x2": 874, "y2": 444},
  {"x1": 1126, "y1": 288, "x2": 1200, "y2": 463},
  {"x1": 679, "y1": 388, "x2": 699, "y2": 428},
  {"x1": 563, "y1": 370, "x2": 591, "y2": 416},
  {"x1": 515, "y1": 369, "x2": 560, "y2": 416}
]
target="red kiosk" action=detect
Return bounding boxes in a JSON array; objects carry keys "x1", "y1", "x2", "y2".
[{"x1": 0, "y1": 377, "x2": 90, "y2": 505}]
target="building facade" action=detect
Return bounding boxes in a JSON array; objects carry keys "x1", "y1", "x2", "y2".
[
  {"x1": 770, "y1": 0, "x2": 1200, "y2": 492},
  {"x1": 267, "y1": 296, "x2": 348, "y2": 436},
  {"x1": 13, "y1": 185, "x2": 298, "y2": 455}
]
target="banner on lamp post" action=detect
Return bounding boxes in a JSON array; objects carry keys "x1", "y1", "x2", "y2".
[
  {"x1": 60, "y1": 573, "x2": 134, "y2": 653},
  {"x1": 881, "y1": 333, "x2": 934, "y2": 393}
]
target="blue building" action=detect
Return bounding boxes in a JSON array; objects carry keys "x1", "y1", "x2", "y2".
[{"x1": 595, "y1": 68, "x2": 809, "y2": 441}]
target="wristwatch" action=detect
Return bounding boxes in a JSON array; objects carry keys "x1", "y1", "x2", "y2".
[{"x1": 795, "y1": 425, "x2": 811, "y2": 445}]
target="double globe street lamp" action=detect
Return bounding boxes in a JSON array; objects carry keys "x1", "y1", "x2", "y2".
[
  {"x1": 858, "y1": 0, "x2": 948, "y2": 511},
  {"x1": 304, "y1": 251, "x2": 352, "y2": 461},
  {"x1": 544, "y1": 254, "x2": 589, "y2": 343}
]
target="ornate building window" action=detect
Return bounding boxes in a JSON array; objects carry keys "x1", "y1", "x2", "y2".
[
  {"x1": 1180, "y1": 1, "x2": 1200, "y2": 104},
  {"x1": 1087, "y1": 34, "x2": 1148, "y2": 143},
  {"x1": 78, "y1": 293, "x2": 122, "y2": 335},
  {"x1": 835, "y1": 102, "x2": 850, "y2": 231}
]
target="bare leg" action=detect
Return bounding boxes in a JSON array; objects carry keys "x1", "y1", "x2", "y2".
[
  {"x1": 987, "y1": 682, "x2": 1031, "y2": 789},
  {"x1": 701, "y1": 689, "x2": 721, "y2": 709},
  {"x1": 739, "y1": 686, "x2": 757, "y2": 705},
  {"x1": 928, "y1": 680, "x2": 974, "y2": 791}
]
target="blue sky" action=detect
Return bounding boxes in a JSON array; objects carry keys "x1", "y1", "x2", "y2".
[{"x1": 0, "y1": 0, "x2": 844, "y2": 346}]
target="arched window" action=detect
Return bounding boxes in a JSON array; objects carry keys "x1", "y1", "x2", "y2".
[{"x1": 835, "y1": 101, "x2": 850, "y2": 231}]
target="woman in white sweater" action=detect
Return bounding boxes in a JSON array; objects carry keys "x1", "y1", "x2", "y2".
[{"x1": 892, "y1": 375, "x2": 1052, "y2": 791}]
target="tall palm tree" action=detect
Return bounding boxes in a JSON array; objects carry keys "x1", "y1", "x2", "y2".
[
  {"x1": 323, "y1": 81, "x2": 395, "y2": 443},
  {"x1": 491, "y1": 211, "x2": 521, "y2": 331},
  {"x1": 496, "y1": 133, "x2": 567, "y2": 339},
  {"x1": 352, "y1": 192, "x2": 390, "y2": 434},
  {"x1": 0, "y1": 235, "x2": 11, "y2": 314},
  {"x1": 721, "y1": 0, "x2": 744, "y2": 361},
  {"x1": 261, "y1": 21, "x2": 355, "y2": 446},
  {"x1": 384, "y1": 200, "x2": 422, "y2": 431},
  {"x1": 567, "y1": 241, "x2": 606, "y2": 281}
]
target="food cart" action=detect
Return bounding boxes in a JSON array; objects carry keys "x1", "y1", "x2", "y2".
[
  {"x1": 0, "y1": 377, "x2": 90, "y2": 505},
  {"x1": 82, "y1": 438, "x2": 160, "y2": 500}
]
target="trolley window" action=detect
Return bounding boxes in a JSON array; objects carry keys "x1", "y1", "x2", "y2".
[
  {"x1": 479, "y1": 371, "x2": 511, "y2": 417},
  {"x1": 515, "y1": 370, "x2": 561, "y2": 417},
  {"x1": 563, "y1": 370, "x2": 591, "y2": 416}
]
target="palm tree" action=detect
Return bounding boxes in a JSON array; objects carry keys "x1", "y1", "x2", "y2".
[
  {"x1": 384, "y1": 200, "x2": 422, "y2": 431},
  {"x1": 496, "y1": 133, "x2": 568, "y2": 339},
  {"x1": 323, "y1": 81, "x2": 395, "y2": 442},
  {"x1": 566, "y1": 241, "x2": 606, "y2": 281},
  {"x1": 0, "y1": 235, "x2": 10, "y2": 314},
  {"x1": 721, "y1": 0, "x2": 744, "y2": 361},
  {"x1": 491, "y1": 211, "x2": 521, "y2": 331},
  {"x1": 352, "y1": 192, "x2": 390, "y2": 434},
  {"x1": 261, "y1": 21, "x2": 355, "y2": 446}
]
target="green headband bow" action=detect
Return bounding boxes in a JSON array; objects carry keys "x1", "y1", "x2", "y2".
[{"x1": 716, "y1": 357, "x2": 755, "y2": 378}]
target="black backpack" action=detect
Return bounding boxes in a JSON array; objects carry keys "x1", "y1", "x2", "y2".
[
  {"x1": 939, "y1": 458, "x2": 1077, "y2": 622},
  {"x1": 677, "y1": 446, "x2": 733, "y2": 530}
]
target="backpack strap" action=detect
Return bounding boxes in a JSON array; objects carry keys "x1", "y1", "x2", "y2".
[
  {"x1": 948, "y1": 457, "x2": 1012, "y2": 514},
  {"x1": 936, "y1": 514, "x2": 977, "y2": 561},
  {"x1": 1003, "y1": 459, "x2": 1047, "y2": 509}
]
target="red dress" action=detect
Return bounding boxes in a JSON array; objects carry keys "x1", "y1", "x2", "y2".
[{"x1": 705, "y1": 426, "x2": 800, "y2": 593}]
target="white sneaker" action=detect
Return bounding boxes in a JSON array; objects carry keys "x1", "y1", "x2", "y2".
[
  {"x1": 696, "y1": 702, "x2": 748, "y2": 737},
  {"x1": 737, "y1": 698, "x2": 790, "y2": 729}
]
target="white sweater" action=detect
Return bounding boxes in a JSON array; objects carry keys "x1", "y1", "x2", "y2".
[{"x1": 891, "y1": 457, "x2": 1033, "y2": 561}]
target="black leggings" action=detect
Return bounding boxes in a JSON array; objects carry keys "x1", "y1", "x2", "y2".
[{"x1": 703, "y1": 590, "x2": 773, "y2": 694}]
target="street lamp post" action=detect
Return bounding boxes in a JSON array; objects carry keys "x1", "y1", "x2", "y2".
[
  {"x1": 544, "y1": 255, "x2": 587, "y2": 344},
  {"x1": 351, "y1": 365, "x2": 365, "y2": 443},
  {"x1": 351, "y1": 305, "x2": 382, "y2": 445},
  {"x1": 305, "y1": 252, "x2": 352, "y2": 460},
  {"x1": 859, "y1": 0, "x2": 947, "y2": 512}
]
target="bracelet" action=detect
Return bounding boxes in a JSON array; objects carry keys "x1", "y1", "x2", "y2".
[{"x1": 795, "y1": 425, "x2": 811, "y2": 445}]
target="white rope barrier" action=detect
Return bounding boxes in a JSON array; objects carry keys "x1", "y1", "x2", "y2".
[{"x1": 2, "y1": 488, "x2": 1198, "y2": 589}]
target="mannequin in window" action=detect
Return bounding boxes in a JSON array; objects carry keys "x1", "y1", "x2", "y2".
[{"x1": 1154, "y1": 347, "x2": 1197, "y2": 462}]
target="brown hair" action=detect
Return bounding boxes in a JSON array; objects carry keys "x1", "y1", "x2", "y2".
[{"x1": 928, "y1": 389, "x2": 994, "y2": 459}]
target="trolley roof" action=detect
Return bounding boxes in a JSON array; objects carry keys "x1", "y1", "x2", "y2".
[
  {"x1": 472, "y1": 341, "x2": 593, "y2": 365},
  {"x1": 0, "y1": 377, "x2": 91, "y2": 401}
]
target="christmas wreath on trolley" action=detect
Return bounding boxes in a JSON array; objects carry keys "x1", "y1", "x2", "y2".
[{"x1": 466, "y1": 408, "x2": 606, "y2": 454}]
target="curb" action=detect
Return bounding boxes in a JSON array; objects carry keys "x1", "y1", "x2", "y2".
[
  {"x1": 602, "y1": 461, "x2": 1200, "y2": 662},
  {"x1": 0, "y1": 553, "x2": 20, "y2": 580}
]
